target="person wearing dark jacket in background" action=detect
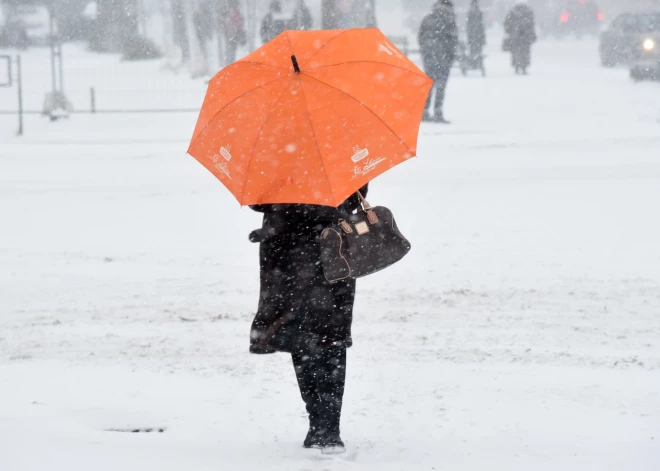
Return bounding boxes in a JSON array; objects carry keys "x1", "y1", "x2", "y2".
[
  {"x1": 261, "y1": 0, "x2": 288, "y2": 44},
  {"x1": 466, "y1": 0, "x2": 486, "y2": 60},
  {"x1": 292, "y1": 0, "x2": 313, "y2": 30},
  {"x1": 504, "y1": 1, "x2": 537, "y2": 75},
  {"x1": 249, "y1": 185, "x2": 369, "y2": 454},
  {"x1": 418, "y1": 0, "x2": 459, "y2": 123},
  {"x1": 222, "y1": 0, "x2": 247, "y2": 64}
]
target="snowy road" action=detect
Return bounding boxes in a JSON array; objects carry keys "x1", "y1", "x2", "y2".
[{"x1": 1, "y1": 37, "x2": 660, "y2": 471}]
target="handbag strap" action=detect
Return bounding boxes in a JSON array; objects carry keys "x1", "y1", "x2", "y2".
[
  {"x1": 356, "y1": 191, "x2": 372, "y2": 211},
  {"x1": 357, "y1": 191, "x2": 378, "y2": 224}
]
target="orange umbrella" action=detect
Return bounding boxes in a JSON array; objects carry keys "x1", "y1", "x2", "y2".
[{"x1": 188, "y1": 29, "x2": 432, "y2": 207}]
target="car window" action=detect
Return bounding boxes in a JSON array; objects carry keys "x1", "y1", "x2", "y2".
[
  {"x1": 610, "y1": 14, "x2": 630, "y2": 31},
  {"x1": 634, "y1": 13, "x2": 660, "y2": 32}
]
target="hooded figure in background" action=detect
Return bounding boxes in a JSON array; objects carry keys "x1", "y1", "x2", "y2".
[
  {"x1": 418, "y1": 0, "x2": 459, "y2": 123},
  {"x1": 249, "y1": 185, "x2": 368, "y2": 453},
  {"x1": 504, "y1": 1, "x2": 537, "y2": 74},
  {"x1": 466, "y1": 0, "x2": 486, "y2": 59},
  {"x1": 292, "y1": 0, "x2": 313, "y2": 31},
  {"x1": 261, "y1": 0, "x2": 288, "y2": 44}
]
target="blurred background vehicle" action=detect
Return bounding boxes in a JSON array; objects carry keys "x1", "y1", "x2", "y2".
[
  {"x1": 600, "y1": 10, "x2": 660, "y2": 67},
  {"x1": 556, "y1": 0, "x2": 603, "y2": 37},
  {"x1": 534, "y1": 0, "x2": 604, "y2": 38},
  {"x1": 629, "y1": 17, "x2": 660, "y2": 80}
]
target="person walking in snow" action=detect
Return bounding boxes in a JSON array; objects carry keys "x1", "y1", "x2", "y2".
[
  {"x1": 248, "y1": 185, "x2": 368, "y2": 454},
  {"x1": 291, "y1": 0, "x2": 313, "y2": 31},
  {"x1": 221, "y1": 0, "x2": 247, "y2": 64},
  {"x1": 466, "y1": 0, "x2": 486, "y2": 61},
  {"x1": 504, "y1": 1, "x2": 537, "y2": 75},
  {"x1": 418, "y1": 0, "x2": 459, "y2": 123},
  {"x1": 260, "y1": 0, "x2": 288, "y2": 44},
  {"x1": 193, "y1": 0, "x2": 213, "y2": 72}
]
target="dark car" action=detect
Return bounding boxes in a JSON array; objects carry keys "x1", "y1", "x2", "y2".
[
  {"x1": 600, "y1": 11, "x2": 660, "y2": 67},
  {"x1": 538, "y1": 0, "x2": 603, "y2": 38},
  {"x1": 557, "y1": 0, "x2": 603, "y2": 37},
  {"x1": 629, "y1": 15, "x2": 660, "y2": 81}
]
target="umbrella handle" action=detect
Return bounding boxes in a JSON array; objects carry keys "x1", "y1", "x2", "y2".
[{"x1": 291, "y1": 55, "x2": 300, "y2": 74}]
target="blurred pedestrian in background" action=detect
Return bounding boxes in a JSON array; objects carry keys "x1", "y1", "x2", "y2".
[
  {"x1": 466, "y1": 0, "x2": 486, "y2": 61},
  {"x1": 504, "y1": 1, "x2": 537, "y2": 75},
  {"x1": 292, "y1": 0, "x2": 313, "y2": 31},
  {"x1": 193, "y1": 0, "x2": 213, "y2": 75},
  {"x1": 418, "y1": 0, "x2": 458, "y2": 123},
  {"x1": 222, "y1": 0, "x2": 247, "y2": 64},
  {"x1": 261, "y1": 0, "x2": 288, "y2": 44}
]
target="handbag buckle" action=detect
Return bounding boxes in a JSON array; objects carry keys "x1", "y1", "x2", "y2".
[
  {"x1": 339, "y1": 220, "x2": 353, "y2": 234},
  {"x1": 355, "y1": 221, "x2": 369, "y2": 235}
]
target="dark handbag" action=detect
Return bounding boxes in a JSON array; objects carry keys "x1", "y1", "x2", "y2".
[{"x1": 320, "y1": 193, "x2": 411, "y2": 283}]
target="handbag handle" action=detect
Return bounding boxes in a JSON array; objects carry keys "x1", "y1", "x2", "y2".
[
  {"x1": 356, "y1": 191, "x2": 372, "y2": 211},
  {"x1": 357, "y1": 191, "x2": 378, "y2": 224}
]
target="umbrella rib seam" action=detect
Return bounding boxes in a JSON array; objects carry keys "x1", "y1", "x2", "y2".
[
  {"x1": 297, "y1": 79, "x2": 337, "y2": 206},
  {"x1": 240, "y1": 83, "x2": 296, "y2": 203},
  {"x1": 302, "y1": 74, "x2": 418, "y2": 158},
  {"x1": 238, "y1": 61, "x2": 288, "y2": 70},
  {"x1": 305, "y1": 61, "x2": 429, "y2": 79},
  {"x1": 189, "y1": 75, "x2": 287, "y2": 148},
  {"x1": 299, "y1": 30, "x2": 353, "y2": 68},
  {"x1": 286, "y1": 31, "x2": 338, "y2": 206}
]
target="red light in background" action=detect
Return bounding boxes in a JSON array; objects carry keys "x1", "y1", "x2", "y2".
[
  {"x1": 560, "y1": 11, "x2": 570, "y2": 23},
  {"x1": 598, "y1": 12, "x2": 605, "y2": 21}
]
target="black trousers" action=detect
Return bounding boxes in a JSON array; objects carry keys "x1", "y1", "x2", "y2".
[
  {"x1": 424, "y1": 65, "x2": 452, "y2": 118},
  {"x1": 292, "y1": 344, "x2": 347, "y2": 436}
]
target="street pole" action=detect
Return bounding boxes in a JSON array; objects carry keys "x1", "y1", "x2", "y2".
[
  {"x1": 17, "y1": 55, "x2": 23, "y2": 136},
  {"x1": 49, "y1": 6, "x2": 57, "y2": 93},
  {"x1": 246, "y1": 0, "x2": 257, "y2": 52}
]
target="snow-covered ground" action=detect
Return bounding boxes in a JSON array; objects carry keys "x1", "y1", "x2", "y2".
[{"x1": 1, "y1": 33, "x2": 660, "y2": 471}]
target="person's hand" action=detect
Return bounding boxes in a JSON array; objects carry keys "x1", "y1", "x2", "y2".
[{"x1": 249, "y1": 227, "x2": 277, "y2": 243}]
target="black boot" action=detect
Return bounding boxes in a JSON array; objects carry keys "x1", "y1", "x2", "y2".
[
  {"x1": 321, "y1": 434, "x2": 345, "y2": 454},
  {"x1": 292, "y1": 344, "x2": 347, "y2": 452},
  {"x1": 303, "y1": 426, "x2": 323, "y2": 449},
  {"x1": 316, "y1": 346, "x2": 346, "y2": 453},
  {"x1": 293, "y1": 350, "x2": 321, "y2": 448}
]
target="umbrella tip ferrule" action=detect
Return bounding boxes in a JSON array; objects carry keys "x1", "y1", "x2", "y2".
[{"x1": 291, "y1": 55, "x2": 301, "y2": 74}]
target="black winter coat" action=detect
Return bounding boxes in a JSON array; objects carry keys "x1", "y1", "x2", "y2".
[
  {"x1": 504, "y1": 4, "x2": 537, "y2": 49},
  {"x1": 418, "y1": 4, "x2": 459, "y2": 75},
  {"x1": 467, "y1": 7, "x2": 486, "y2": 50},
  {"x1": 249, "y1": 186, "x2": 368, "y2": 354},
  {"x1": 292, "y1": 3, "x2": 313, "y2": 30},
  {"x1": 260, "y1": 4, "x2": 288, "y2": 44}
]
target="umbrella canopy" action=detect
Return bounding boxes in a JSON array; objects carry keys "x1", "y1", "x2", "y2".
[{"x1": 188, "y1": 28, "x2": 432, "y2": 207}]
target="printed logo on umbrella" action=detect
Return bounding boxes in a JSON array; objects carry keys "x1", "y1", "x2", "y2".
[
  {"x1": 211, "y1": 154, "x2": 231, "y2": 179},
  {"x1": 220, "y1": 146, "x2": 232, "y2": 161},
  {"x1": 351, "y1": 146, "x2": 369, "y2": 163},
  {"x1": 351, "y1": 157, "x2": 387, "y2": 180}
]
